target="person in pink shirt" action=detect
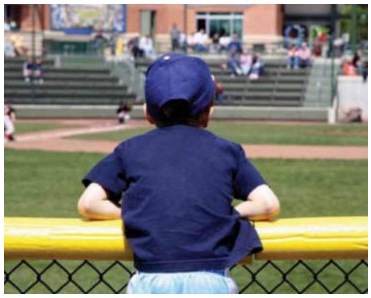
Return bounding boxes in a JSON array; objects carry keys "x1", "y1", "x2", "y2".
[
  {"x1": 298, "y1": 42, "x2": 311, "y2": 68},
  {"x1": 286, "y1": 44, "x2": 299, "y2": 69},
  {"x1": 240, "y1": 49, "x2": 253, "y2": 76}
]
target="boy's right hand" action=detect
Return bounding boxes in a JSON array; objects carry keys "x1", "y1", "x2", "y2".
[{"x1": 77, "y1": 183, "x2": 121, "y2": 220}]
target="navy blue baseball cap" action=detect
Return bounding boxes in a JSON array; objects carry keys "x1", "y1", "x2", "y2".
[{"x1": 145, "y1": 53, "x2": 215, "y2": 120}]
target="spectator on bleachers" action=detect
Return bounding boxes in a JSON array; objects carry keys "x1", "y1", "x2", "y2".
[
  {"x1": 362, "y1": 59, "x2": 368, "y2": 82},
  {"x1": 10, "y1": 34, "x2": 28, "y2": 57},
  {"x1": 298, "y1": 42, "x2": 312, "y2": 68},
  {"x1": 139, "y1": 34, "x2": 156, "y2": 60},
  {"x1": 93, "y1": 28, "x2": 106, "y2": 55},
  {"x1": 214, "y1": 76, "x2": 225, "y2": 104},
  {"x1": 342, "y1": 57, "x2": 357, "y2": 76},
  {"x1": 209, "y1": 33, "x2": 221, "y2": 54},
  {"x1": 108, "y1": 32, "x2": 119, "y2": 56},
  {"x1": 127, "y1": 35, "x2": 144, "y2": 59},
  {"x1": 33, "y1": 58, "x2": 44, "y2": 84},
  {"x1": 219, "y1": 33, "x2": 231, "y2": 53},
  {"x1": 23, "y1": 57, "x2": 44, "y2": 84},
  {"x1": 4, "y1": 19, "x2": 11, "y2": 31},
  {"x1": 333, "y1": 36, "x2": 346, "y2": 58},
  {"x1": 249, "y1": 54, "x2": 265, "y2": 80},
  {"x1": 4, "y1": 41, "x2": 16, "y2": 57},
  {"x1": 23, "y1": 58, "x2": 34, "y2": 83},
  {"x1": 313, "y1": 31, "x2": 328, "y2": 57},
  {"x1": 226, "y1": 33, "x2": 243, "y2": 55},
  {"x1": 192, "y1": 29, "x2": 209, "y2": 53},
  {"x1": 352, "y1": 49, "x2": 363, "y2": 74},
  {"x1": 349, "y1": 50, "x2": 367, "y2": 81},
  {"x1": 286, "y1": 44, "x2": 299, "y2": 69},
  {"x1": 240, "y1": 49, "x2": 253, "y2": 76},
  {"x1": 9, "y1": 19, "x2": 18, "y2": 31},
  {"x1": 226, "y1": 48, "x2": 242, "y2": 77},
  {"x1": 352, "y1": 50, "x2": 361, "y2": 66},
  {"x1": 187, "y1": 32, "x2": 196, "y2": 51},
  {"x1": 115, "y1": 35, "x2": 124, "y2": 57}
]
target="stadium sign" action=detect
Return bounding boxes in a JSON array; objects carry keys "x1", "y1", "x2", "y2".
[{"x1": 50, "y1": 4, "x2": 127, "y2": 33}]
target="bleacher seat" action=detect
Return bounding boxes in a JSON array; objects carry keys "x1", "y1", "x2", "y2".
[
  {"x1": 135, "y1": 57, "x2": 310, "y2": 107},
  {"x1": 4, "y1": 57, "x2": 135, "y2": 105}
]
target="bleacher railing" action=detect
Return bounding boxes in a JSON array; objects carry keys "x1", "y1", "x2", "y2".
[{"x1": 4, "y1": 217, "x2": 368, "y2": 294}]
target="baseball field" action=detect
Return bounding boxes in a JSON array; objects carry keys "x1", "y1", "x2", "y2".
[{"x1": 4, "y1": 119, "x2": 368, "y2": 293}]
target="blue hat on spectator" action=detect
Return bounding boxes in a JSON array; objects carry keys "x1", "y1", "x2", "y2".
[{"x1": 145, "y1": 53, "x2": 215, "y2": 120}]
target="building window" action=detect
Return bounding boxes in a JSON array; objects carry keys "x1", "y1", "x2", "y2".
[{"x1": 196, "y1": 12, "x2": 243, "y2": 38}]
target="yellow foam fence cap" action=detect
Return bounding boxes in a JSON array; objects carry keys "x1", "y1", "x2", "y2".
[{"x1": 4, "y1": 217, "x2": 367, "y2": 262}]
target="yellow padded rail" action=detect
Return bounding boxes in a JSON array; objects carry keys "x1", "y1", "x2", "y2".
[{"x1": 4, "y1": 217, "x2": 367, "y2": 262}]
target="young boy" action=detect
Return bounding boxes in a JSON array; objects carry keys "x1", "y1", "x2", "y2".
[{"x1": 78, "y1": 53, "x2": 280, "y2": 294}]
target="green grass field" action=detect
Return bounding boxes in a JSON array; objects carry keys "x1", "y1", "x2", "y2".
[
  {"x1": 4, "y1": 120, "x2": 368, "y2": 294},
  {"x1": 4, "y1": 149, "x2": 367, "y2": 294},
  {"x1": 4, "y1": 150, "x2": 367, "y2": 218},
  {"x1": 71, "y1": 122, "x2": 368, "y2": 146},
  {"x1": 15, "y1": 122, "x2": 82, "y2": 135}
]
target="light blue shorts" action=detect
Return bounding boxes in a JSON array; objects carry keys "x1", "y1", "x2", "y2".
[{"x1": 127, "y1": 269, "x2": 238, "y2": 294}]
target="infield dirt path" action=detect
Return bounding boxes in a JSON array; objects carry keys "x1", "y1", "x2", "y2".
[{"x1": 4, "y1": 119, "x2": 368, "y2": 160}]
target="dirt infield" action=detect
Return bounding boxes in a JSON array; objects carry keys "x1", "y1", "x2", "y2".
[{"x1": 4, "y1": 119, "x2": 368, "y2": 160}]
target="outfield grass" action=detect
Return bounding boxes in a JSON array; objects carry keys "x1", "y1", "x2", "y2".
[
  {"x1": 70, "y1": 122, "x2": 368, "y2": 146},
  {"x1": 4, "y1": 149, "x2": 368, "y2": 293},
  {"x1": 15, "y1": 122, "x2": 82, "y2": 135},
  {"x1": 4, "y1": 150, "x2": 367, "y2": 218}
]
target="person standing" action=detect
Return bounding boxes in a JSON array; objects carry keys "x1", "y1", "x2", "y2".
[
  {"x1": 116, "y1": 100, "x2": 132, "y2": 124},
  {"x1": 4, "y1": 102, "x2": 16, "y2": 142},
  {"x1": 170, "y1": 23, "x2": 180, "y2": 52}
]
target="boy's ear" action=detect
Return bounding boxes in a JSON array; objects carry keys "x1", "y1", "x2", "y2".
[
  {"x1": 143, "y1": 104, "x2": 155, "y2": 125},
  {"x1": 200, "y1": 105, "x2": 214, "y2": 128},
  {"x1": 209, "y1": 106, "x2": 214, "y2": 118}
]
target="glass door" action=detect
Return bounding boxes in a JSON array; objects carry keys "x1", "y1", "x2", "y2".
[
  {"x1": 209, "y1": 19, "x2": 230, "y2": 37},
  {"x1": 232, "y1": 18, "x2": 242, "y2": 38},
  {"x1": 196, "y1": 12, "x2": 243, "y2": 38}
]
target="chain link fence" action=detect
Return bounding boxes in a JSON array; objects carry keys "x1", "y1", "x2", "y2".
[{"x1": 4, "y1": 259, "x2": 367, "y2": 294}]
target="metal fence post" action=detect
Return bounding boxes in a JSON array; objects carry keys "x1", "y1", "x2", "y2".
[{"x1": 31, "y1": 4, "x2": 36, "y2": 103}]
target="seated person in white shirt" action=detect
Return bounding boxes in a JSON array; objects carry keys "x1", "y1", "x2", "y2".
[
  {"x1": 139, "y1": 34, "x2": 157, "y2": 60},
  {"x1": 192, "y1": 29, "x2": 209, "y2": 53}
]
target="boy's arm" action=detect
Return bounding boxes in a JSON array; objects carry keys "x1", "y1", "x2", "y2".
[
  {"x1": 77, "y1": 182, "x2": 121, "y2": 220},
  {"x1": 234, "y1": 184, "x2": 280, "y2": 221}
]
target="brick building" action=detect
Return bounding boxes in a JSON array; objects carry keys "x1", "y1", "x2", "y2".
[
  {"x1": 5, "y1": 4, "x2": 340, "y2": 42},
  {"x1": 8, "y1": 4, "x2": 363, "y2": 57}
]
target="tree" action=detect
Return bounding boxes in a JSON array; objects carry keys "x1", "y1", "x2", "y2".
[{"x1": 339, "y1": 4, "x2": 368, "y2": 44}]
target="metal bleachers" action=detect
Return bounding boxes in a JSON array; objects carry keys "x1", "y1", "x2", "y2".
[
  {"x1": 4, "y1": 57, "x2": 135, "y2": 105},
  {"x1": 4, "y1": 55, "x2": 322, "y2": 120},
  {"x1": 135, "y1": 57, "x2": 310, "y2": 107},
  {"x1": 211, "y1": 59, "x2": 308, "y2": 106}
]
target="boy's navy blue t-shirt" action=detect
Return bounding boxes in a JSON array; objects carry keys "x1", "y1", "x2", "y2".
[{"x1": 83, "y1": 125, "x2": 265, "y2": 273}]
